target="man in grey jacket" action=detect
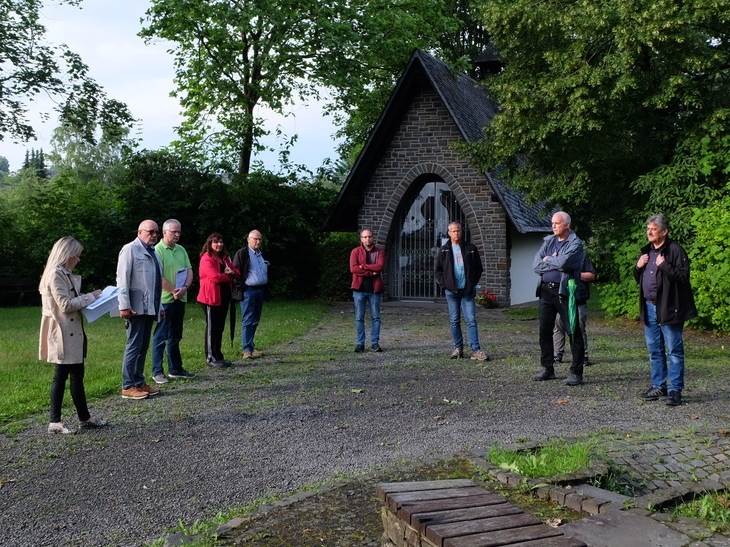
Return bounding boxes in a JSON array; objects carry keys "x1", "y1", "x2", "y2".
[
  {"x1": 117, "y1": 219, "x2": 163, "y2": 400},
  {"x1": 532, "y1": 211, "x2": 586, "y2": 385}
]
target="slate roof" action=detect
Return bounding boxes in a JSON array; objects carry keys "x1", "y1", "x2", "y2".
[{"x1": 325, "y1": 49, "x2": 551, "y2": 234}]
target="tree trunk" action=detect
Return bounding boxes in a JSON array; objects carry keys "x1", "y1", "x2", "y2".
[{"x1": 238, "y1": 104, "x2": 255, "y2": 177}]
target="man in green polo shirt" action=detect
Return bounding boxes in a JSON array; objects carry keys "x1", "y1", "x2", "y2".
[{"x1": 152, "y1": 219, "x2": 194, "y2": 383}]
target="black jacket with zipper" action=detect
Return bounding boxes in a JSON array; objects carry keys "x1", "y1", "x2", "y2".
[
  {"x1": 634, "y1": 238, "x2": 696, "y2": 325},
  {"x1": 435, "y1": 241, "x2": 483, "y2": 297}
]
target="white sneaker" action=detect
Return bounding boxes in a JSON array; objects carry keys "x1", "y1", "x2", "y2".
[
  {"x1": 152, "y1": 373, "x2": 169, "y2": 384},
  {"x1": 48, "y1": 422, "x2": 72, "y2": 434}
]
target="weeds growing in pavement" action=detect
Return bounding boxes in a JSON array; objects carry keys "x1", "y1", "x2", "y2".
[
  {"x1": 488, "y1": 440, "x2": 595, "y2": 478},
  {"x1": 590, "y1": 467, "x2": 643, "y2": 497},
  {"x1": 672, "y1": 492, "x2": 730, "y2": 533}
]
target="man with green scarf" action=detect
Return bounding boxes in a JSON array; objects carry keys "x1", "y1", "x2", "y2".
[{"x1": 532, "y1": 211, "x2": 586, "y2": 386}]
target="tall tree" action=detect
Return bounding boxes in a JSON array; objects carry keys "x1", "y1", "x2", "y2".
[
  {"x1": 0, "y1": 0, "x2": 134, "y2": 145},
  {"x1": 141, "y1": 0, "x2": 488, "y2": 176},
  {"x1": 468, "y1": 0, "x2": 730, "y2": 229},
  {"x1": 141, "y1": 0, "x2": 342, "y2": 176},
  {"x1": 49, "y1": 102, "x2": 137, "y2": 183},
  {"x1": 0, "y1": 155, "x2": 9, "y2": 183}
]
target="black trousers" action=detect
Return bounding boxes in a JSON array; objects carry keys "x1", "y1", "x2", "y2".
[
  {"x1": 539, "y1": 284, "x2": 585, "y2": 377},
  {"x1": 50, "y1": 363, "x2": 90, "y2": 423},
  {"x1": 203, "y1": 303, "x2": 228, "y2": 362}
]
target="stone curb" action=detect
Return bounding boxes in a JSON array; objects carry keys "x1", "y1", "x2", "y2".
[
  {"x1": 469, "y1": 452, "x2": 624, "y2": 516},
  {"x1": 469, "y1": 447, "x2": 730, "y2": 544},
  {"x1": 635, "y1": 479, "x2": 726, "y2": 511}
]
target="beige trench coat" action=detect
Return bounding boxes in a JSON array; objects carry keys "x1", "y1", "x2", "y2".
[{"x1": 38, "y1": 267, "x2": 96, "y2": 364}]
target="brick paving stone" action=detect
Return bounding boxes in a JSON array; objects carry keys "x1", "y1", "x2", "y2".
[
  {"x1": 666, "y1": 463, "x2": 683, "y2": 473},
  {"x1": 678, "y1": 472, "x2": 693, "y2": 481}
]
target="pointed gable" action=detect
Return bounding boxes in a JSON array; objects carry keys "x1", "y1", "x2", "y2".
[{"x1": 326, "y1": 49, "x2": 551, "y2": 234}]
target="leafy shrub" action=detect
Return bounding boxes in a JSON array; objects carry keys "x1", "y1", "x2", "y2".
[
  {"x1": 317, "y1": 232, "x2": 359, "y2": 301},
  {"x1": 597, "y1": 227, "x2": 645, "y2": 319},
  {"x1": 0, "y1": 170, "x2": 123, "y2": 289},
  {"x1": 690, "y1": 195, "x2": 730, "y2": 331}
]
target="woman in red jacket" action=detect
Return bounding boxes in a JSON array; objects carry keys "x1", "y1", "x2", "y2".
[{"x1": 197, "y1": 233, "x2": 239, "y2": 367}]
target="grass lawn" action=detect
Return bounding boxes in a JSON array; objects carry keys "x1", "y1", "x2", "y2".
[{"x1": 0, "y1": 300, "x2": 328, "y2": 425}]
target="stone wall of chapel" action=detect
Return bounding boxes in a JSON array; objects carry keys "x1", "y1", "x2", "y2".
[{"x1": 358, "y1": 85, "x2": 510, "y2": 304}]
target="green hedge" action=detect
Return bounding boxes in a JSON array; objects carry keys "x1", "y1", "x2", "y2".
[
  {"x1": 690, "y1": 196, "x2": 730, "y2": 331},
  {"x1": 0, "y1": 152, "x2": 340, "y2": 302},
  {"x1": 316, "y1": 232, "x2": 359, "y2": 301}
]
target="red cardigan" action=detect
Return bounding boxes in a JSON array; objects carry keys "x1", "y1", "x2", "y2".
[
  {"x1": 197, "y1": 253, "x2": 239, "y2": 306},
  {"x1": 350, "y1": 245, "x2": 385, "y2": 293}
]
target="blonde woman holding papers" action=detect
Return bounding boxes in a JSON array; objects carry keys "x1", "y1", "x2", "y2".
[{"x1": 39, "y1": 236, "x2": 107, "y2": 434}]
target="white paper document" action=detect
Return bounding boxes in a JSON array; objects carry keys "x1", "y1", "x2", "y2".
[
  {"x1": 175, "y1": 269, "x2": 188, "y2": 289},
  {"x1": 82, "y1": 285, "x2": 120, "y2": 323}
]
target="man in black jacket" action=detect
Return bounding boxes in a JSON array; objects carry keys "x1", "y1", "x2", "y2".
[
  {"x1": 635, "y1": 214, "x2": 696, "y2": 406},
  {"x1": 435, "y1": 221, "x2": 489, "y2": 361}
]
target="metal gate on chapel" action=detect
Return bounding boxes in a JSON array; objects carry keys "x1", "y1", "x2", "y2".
[{"x1": 389, "y1": 180, "x2": 469, "y2": 300}]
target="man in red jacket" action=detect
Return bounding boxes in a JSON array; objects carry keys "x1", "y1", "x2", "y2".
[{"x1": 350, "y1": 228, "x2": 385, "y2": 353}]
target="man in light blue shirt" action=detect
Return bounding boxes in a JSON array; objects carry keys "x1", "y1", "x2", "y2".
[
  {"x1": 232, "y1": 230, "x2": 268, "y2": 360},
  {"x1": 435, "y1": 222, "x2": 488, "y2": 361}
]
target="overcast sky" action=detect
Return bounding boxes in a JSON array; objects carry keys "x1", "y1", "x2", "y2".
[{"x1": 0, "y1": 0, "x2": 340, "y2": 173}]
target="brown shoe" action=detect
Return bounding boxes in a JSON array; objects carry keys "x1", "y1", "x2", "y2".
[
  {"x1": 140, "y1": 384, "x2": 160, "y2": 397},
  {"x1": 242, "y1": 350, "x2": 263, "y2": 360},
  {"x1": 121, "y1": 387, "x2": 148, "y2": 400}
]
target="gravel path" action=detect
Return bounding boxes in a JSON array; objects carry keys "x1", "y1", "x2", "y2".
[{"x1": 1, "y1": 302, "x2": 728, "y2": 546}]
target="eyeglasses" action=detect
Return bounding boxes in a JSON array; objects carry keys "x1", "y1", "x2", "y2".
[
  {"x1": 141, "y1": 229, "x2": 158, "y2": 234},
  {"x1": 212, "y1": 240, "x2": 224, "y2": 244}
]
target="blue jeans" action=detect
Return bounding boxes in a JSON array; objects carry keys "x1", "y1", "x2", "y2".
[
  {"x1": 122, "y1": 315, "x2": 155, "y2": 389},
  {"x1": 152, "y1": 300, "x2": 186, "y2": 376},
  {"x1": 240, "y1": 286, "x2": 265, "y2": 353},
  {"x1": 353, "y1": 291, "x2": 382, "y2": 347},
  {"x1": 644, "y1": 302, "x2": 685, "y2": 392},
  {"x1": 445, "y1": 289, "x2": 480, "y2": 351}
]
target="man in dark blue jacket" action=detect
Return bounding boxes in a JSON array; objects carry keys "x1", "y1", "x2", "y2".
[{"x1": 635, "y1": 214, "x2": 696, "y2": 406}]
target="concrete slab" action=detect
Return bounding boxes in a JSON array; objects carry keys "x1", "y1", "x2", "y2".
[{"x1": 561, "y1": 509, "x2": 692, "y2": 547}]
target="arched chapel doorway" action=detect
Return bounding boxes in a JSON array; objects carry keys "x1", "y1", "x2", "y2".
[{"x1": 388, "y1": 177, "x2": 470, "y2": 299}]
